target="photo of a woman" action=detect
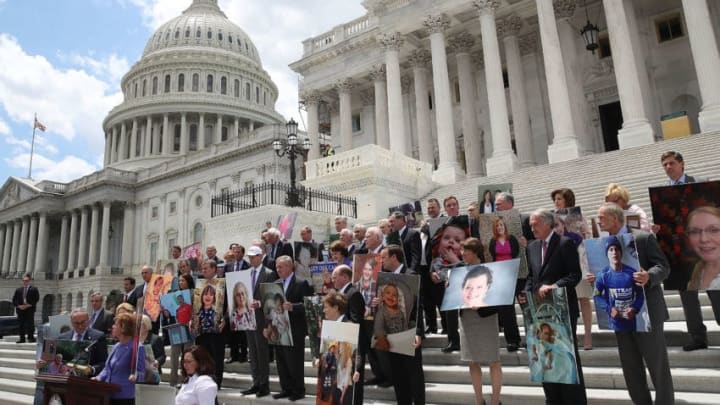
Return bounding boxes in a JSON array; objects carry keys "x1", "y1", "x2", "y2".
[
  {"x1": 353, "y1": 255, "x2": 380, "y2": 319},
  {"x1": 480, "y1": 189, "x2": 495, "y2": 213},
  {"x1": 263, "y1": 293, "x2": 293, "y2": 346},
  {"x1": 230, "y1": 282, "x2": 255, "y2": 331},
  {"x1": 373, "y1": 283, "x2": 406, "y2": 352},
  {"x1": 686, "y1": 206, "x2": 720, "y2": 290},
  {"x1": 488, "y1": 217, "x2": 519, "y2": 262},
  {"x1": 462, "y1": 266, "x2": 493, "y2": 308},
  {"x1": 192, "y1": 285, "x2": 218, "y2": 336}
]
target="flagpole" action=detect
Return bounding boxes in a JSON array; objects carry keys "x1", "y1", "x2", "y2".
[{"x1": 28, "y1": 113, "x2": 37, "y2": 179}]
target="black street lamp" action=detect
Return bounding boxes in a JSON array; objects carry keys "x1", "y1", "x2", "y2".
[
  {"x1": 273, "y1": 118, "x2": 311, "y2": 207},
  {"x1": 580, "y1": 1, "x2": 599, "y2": 54}
]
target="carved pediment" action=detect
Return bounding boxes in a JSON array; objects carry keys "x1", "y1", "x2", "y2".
[{"x1": 0, "y1": 177, "x2": 40, "y2": 210}]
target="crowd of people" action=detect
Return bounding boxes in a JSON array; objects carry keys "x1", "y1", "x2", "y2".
[{"x1": 16, "y1": 150, "x2": 718, "y2": 405}]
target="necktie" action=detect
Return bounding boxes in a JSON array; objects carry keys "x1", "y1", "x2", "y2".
[
  {"x1": 23, "y1": 287, "x2": 28, "y2": 304},
  {"x1": 541, "y1": 240, "x2": 548, "y2": 265},
  {"x1": 251, "y1": 268, "x2": 257, "y2": 288},
  {"x1": 74, "y1": 333, "x2": 82, "y2": 342},
  {"x1": 123, "y1": 293, "x2": 128, "y2": 302}
]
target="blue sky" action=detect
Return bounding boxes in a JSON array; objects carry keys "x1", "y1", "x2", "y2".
[{"x1": 0, "y1": 0, "x2": 366, "y2": 182}]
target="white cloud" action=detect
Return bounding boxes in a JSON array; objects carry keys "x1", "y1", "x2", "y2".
[
  {"x1": 0, "y1": 34, "x2": 123, "y2": 153},
  {"x1": 57, "y1": 52, "x2": 130, "y2": 84},
  {"x1": 5, "y1": 153, "x2": 98, "y2": 183},
  {"x1": 0, "y1": 117, "x2": 9, "y2": 134}
]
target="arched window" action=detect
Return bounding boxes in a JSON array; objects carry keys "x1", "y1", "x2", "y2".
[
  {"x1": 229, "y1": 35, "x2": 233, "y2": 43},
  {"x1": 264, "y1": 91, "x2": 267, "y2": 106},
  {"x1": 256, "y1": 86, "x2": 260, "y2": 103},
  {"x1": 189, "y1": 124, "x2": 198, "y2": 151},
  {"x1": 220, "y1": 76, "x2": 227, "y2": 95},
  {"x1": 206, "y1": 75, "x2": 214, "y2": 93},
  {"x1": 173, "y1": 124, "x2": 181, "y2": 152},
  {"x1": 175, "y1": 30, "x2": 180, "y2": 39},
  {"x1": 193, "y1": 223, "x2": 203, "y2": 243},
  {"x1": 196, "y1": 29, "x2": 201, "y2": 38},
  {"x1": 142, "y1": 79, "x2": 147, "y2": 96},
  {"x1": 234, "y1": 79, "x2": 240, "y2": 97},
  {"x1": 134, "y1": 82, "x2": 138, "y2": 98},
  {"x1": 164, "y1": 74, "x2": 171, "y2": 93},
  {"x1": 221, "y1": 126, "x2": 228, "y2": 142},
  {"x1": 185, "y1": 28, "x2": 190, "y2": 38},
  {"x1": 207, "y1": 29, "x2": 212, "y2": 39},
  {"x1": 245, "y1": 83, "x2": 251, "y2": 100},
  {"x1": 218, "y1": 32, "x2": 223, "y2": 41},
  {"x1": 192, "y1": 73, "x2": 199, "y2": 92},
  {"x1": 152, "y1": 77, "x2": 158, "y2": 95},
  {"x1": 178, "y1": 73, "x2": 185, "y2": 92}
]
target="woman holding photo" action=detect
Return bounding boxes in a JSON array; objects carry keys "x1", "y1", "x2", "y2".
[
  {"x1": 459, "y1": 238, "x2": 502, "y2": 405},
  {"x1": 167, "y1": 273, "x2": 195, "y2": 387}
]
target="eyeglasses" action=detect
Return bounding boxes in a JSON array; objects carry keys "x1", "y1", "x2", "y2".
[{"x1": 687, "y1": 226, "x2": 720, "y2": 238}]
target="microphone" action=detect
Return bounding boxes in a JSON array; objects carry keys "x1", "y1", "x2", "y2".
[{"x1": 84, "y1": 339, "x2": 98, "y2": 353}]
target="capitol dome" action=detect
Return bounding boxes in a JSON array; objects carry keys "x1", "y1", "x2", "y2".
[{"x1": 102, "y1": 0, "x2": 284, "y2": 171}]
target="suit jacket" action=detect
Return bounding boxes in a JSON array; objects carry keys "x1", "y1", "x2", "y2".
[
  {"x1": 225, "y1": 259, "x2": 250, "y2": 273},
  {"x1": 342, "y1": 284, "x2": 369, "y2": 354},
  {"x1": 58, "y1": 327, "x2": 108, "y2": 376},
  {"x1": 275, "y1": 275, "x2": 313, "y2": 342},
  {"x1": 400, "y1": 227, "x2": 423, "y2": 275},
  {"x1": 12, "y1": 285, "x2": 40, "y2": 312},
  {"x1": 393, "y1": 266, "x2": 425, "y2": 338},
  {"x1": 90, "y1": 309, "x2": 114, "y2": 335},
  {"x1": 525, "y1": 232, "x2": 582, "y2": 318},
  {"x1": 269, "y1": 241, "x2": 294, "y2": 261},
  {"x1": 251, "y1": 266, "x2": 278, "y2": 327},
  {"x1": 129, "y1": 283, "x2": 146, "y2": 307},
  {"x1": 629, "y1": 229, "x2": 670, "y2": 326}
]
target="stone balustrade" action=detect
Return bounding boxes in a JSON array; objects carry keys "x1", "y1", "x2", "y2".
[
  {"x1": 302, "y1": 15, "x2": 377, "y2": 56},
  {"x1": 305, "y1": 143, "x2": 433, "y2": 180}
]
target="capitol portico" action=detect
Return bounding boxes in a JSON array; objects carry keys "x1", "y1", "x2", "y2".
[{"x1": 291, "y1": 0, "x2": 720, "y2": 183}]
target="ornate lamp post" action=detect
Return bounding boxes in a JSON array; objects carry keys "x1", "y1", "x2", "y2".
[
  {"x1": 273, "y1": 118, "x2": 311, "y2": 207},
  {"x1": 580, "y1": 1, "x2": 599, "y2": 53}
]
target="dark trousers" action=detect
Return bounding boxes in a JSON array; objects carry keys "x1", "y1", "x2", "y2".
[
  {"x1": 364, "y1": 320, "x2": 392, "y2": 383},
  {"x1": 389, "y1": 345, "x2": 425, "y2": 405},
  {"x1": 226, "y1": 330, "x2": 247, "y2": 359},
  {"x1": 196, "y1": 333, "x2": 225, "y2": 388},
  {"x1": 420, "y1": 268, "x2": 441, "y2": 332},
  {"x1": 541, "y1": 317, "x2": 587, "y2": 405},
  {"x1": 17, "y1": 309, "x2": 34, "y2": 340},
  {"x1": 276, "y1": 339, "x2": 305, "y2": 395},
  {"x1": 680, "y1": 289, "x2": 720, "y2": 344},
  {"x1": 498, "y1": 304, "x2": 520, "y2": 345},
  {"x1": 438, "y1": 286, "x2": 459, "y2": 345}
]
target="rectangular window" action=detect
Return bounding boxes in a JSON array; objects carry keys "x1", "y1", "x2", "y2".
[
  {"x1": 352, "y1": 114, "x2": 361, "y2": 132},
  {"x1": 221, "y1": 126, "x2": 228, "y2": 141},
  {"x1": 168, "y1": 239, "x2": 176, "y2": 259},
  {"x1": 656, "y1": 14, "x2": 684, "y2": 43},
  {"x1": 150, "y1": 242, "x2": 158, "y2": 265},
  {"x1": 598, "y1": 32, "x2": 611, "y2": 58},
  {"x1": 244, "y1": 180, "x2": 254, "y2": 190},
  {"x1": 169, "y1": 201, "x2": 177, "y2": 214},
  {"x1": 151, "y1": 206, "x2": 159, "y2": 219}
]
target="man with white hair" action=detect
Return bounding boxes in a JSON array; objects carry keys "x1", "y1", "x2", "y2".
[
  {"x1": 340, "y1": 228, "x2": 356, "y2": 255},
  {"x1": 353, "y1": 224, "x2": 367, "y2": 252},
  {"x1": 334, "y1": 216, "x2": 348, "y2": 233},
  {"x1": 359, "y1": 227, "x2": 384, "y2": 254},
  {"x1": 265, "y1": 227, "x2": 294, "y2": 263}
]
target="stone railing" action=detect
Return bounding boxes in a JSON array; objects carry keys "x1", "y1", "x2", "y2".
[
  {"x1": 302, "y1": 14, "x2": 377, "y2": 56},
  {"x1": 35, "y1": 180, "x2": 67, "y2": 194},
  {"x1": 305, "y1": 144, "x2": 433, "y2": 180},
  {"x1": 65, "y1": 167, "x2": 137, "y2": 193}
]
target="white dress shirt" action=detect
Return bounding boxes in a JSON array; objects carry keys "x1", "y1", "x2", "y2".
[{"x1": 175, "y1": 374, "x2": 217, "y2": 405}]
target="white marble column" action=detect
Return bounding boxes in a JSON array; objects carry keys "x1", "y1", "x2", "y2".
[
  {"x1": 603, "y1": 0, "x2": 654, "y2": 148},
  {"x1": 215, "y1": 115, "x2": 223, "y2": 144},
  {"x1": 180, "y1": 113, "x2": 188, "y2": 154},
  {"x1": 682, "y1": 0, "x2": 720, "y2": 132},
  {"x1": 88, "y1": 204, "x2": 100, "y2": 269},
  {"x1": 111, "y1": 127, "x2": 118, "y2": 163},
  {"x1": 121, "y1": 203, "x2": 135, "y2": 269},
  {"x1": 534, "y1": 0, "x2": 583, "y2": 161},
  {"x1": 408, "y1": 50, "x2": 434, "y2": 165},
  {"x1": 25, "y1": 215, "x2": 38, "y2": 274},
  {"x1": 57, "y1": 215, "x2": 68, "y2": 274},
  {"x1": 33, "y1": 213, "x2": 48, "y2": 275},
  {"x1": 152, "y1": 121, "x2": 161, "y2": 154},
  {"x1": 77, "y1": 206, "x2": 88, "y2": 270},
  {"x1": 233, "y1": 117, "x2": 239, "y2": 140},
  {"x1": 303, "y1": 91, "x2": 322, "y2": 161},
  {"x1": 98, "y1": 201, "x2": 111, "y2": 274},
  {"x1": 118, "y1": 122, "x2": 127, "y2": 161},
  {"x1": 335, "y1": 78, "x2": 354, "y2": 152},
  {"x1": 0, "y1": 225, "x2": 4, "y2": 275},
  {"x1": 198, "y1": 114, "x2": 206, "y2": 150},
  {"x1": 103, "y1": 131, "x2": 111, "y2": 166},
  {"x1": 473, "y1": 2, "x2": 519, "y2": 174},
  {"x1": 367, "y1": 65, "x2": 389, "y2": 150},
  {"x1": 423, "y1": 15, "x2": 464, "y2": 183},
  {"x1": 380, "y1": 32, "x2": 408, "y2": 156},
  {"x1": 129, "y1": 119, "x2": 138, "y2": 159},
  {"x1": 162, "y1": 114, "x2": 171, "y2": 154},
  {"x1": 16, "y1": 216, "x2": 29, "y2": 276},
  {"x1": 144, "y1": 116, "x2": 153, "y2": 156},
  {"x1": 66, "y1": 210, "x2": 78, "y2": 272},
  {"x1": 499, "y1": 14, "x2": 535, "y2": 167},
  {"x1": 10, "y1": 220, "x2": 21, "y2": 276},
  {"x1": 1, "y1": 223, "x2": 11, "y2": 276},
  {"x1": 449, "y1": 33, "x2": 484, "y2": 176}
]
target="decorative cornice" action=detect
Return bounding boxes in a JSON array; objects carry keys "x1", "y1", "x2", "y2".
[
  {"x1": 407, "y1": 49, "x2": 431, "y2": 68},
  {"x1": 473, "y1": 0, "x2": 501, "y2": 16},
  {"x1": 448, "y1": 32, "x2": 476, "y2": 54},
  {"x1": 368, "y1": 64, "x2": 386, "y2": 82},
  {"x1": 360, "y1": 90, "x2": 375, "y2": 106},
  {"x1": 334, "y1": 78, "x2": 354, "y2": 94},
  {"x1": 497, "y1": 14, "x2": 523, "y2": 39},
  {"x1": 302, "y1": 90, "x2": 323, "y2": 106},
  {"x1": 423, "y1": 14, "x2": 450, "y2": 35},
  {"x1": 379, "y1": 32, "x2": 404, "y2": 51},
  {"x1": 553, "y1": 0, "x2": 577, "y2": 20}
]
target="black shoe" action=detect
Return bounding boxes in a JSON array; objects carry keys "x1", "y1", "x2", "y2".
[
  {"x1": 424, "y1": 327, "x2": 437, "y2": 334},
  {"x1": 16, "y1": 339, "x2": 25, "y2": 344},
  {"x1": 256, "y1": 385, "x2": 270, "y2": 397},
  {"x1": 377, "y1": 380, "x2": 393, "y2": 388},
  {"x1": 289, "y1": 394, "x2": 305, "y2": 401},
  {"x1": 683, "y1": 341, "x2": 708, "y2": 351},
  {"x1": 241, "y1": 385, "x2": 259, "y2": 395},
  {"x1": 506, "y1": 343, "x2": 519, "y2": 352},
  {"x1": 273, "y1": 391, "x2": 290, "y2": 399},
  {"x1": 441, "y1": 343, "x2": 459, "y2": 353},
  {"x1": 225, "y1": 357, "x2": 238, "y2": 364}
]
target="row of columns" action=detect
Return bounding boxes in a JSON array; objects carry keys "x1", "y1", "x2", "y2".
[
  {"x1": 104, "y1": 114, "x2": 255, "y2": 166},
  {"x1": 57, "y1": 202, "x2": 115, "y2": 274},
  {"x1": 0, "y1": 213, "x2": 48, "y2": 277}
]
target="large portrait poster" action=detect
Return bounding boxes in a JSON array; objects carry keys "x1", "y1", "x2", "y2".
[
  {"x1": 478, "y1": 209, "x2": 528, "y2": 279},
  {"x1": 295, "y1": 241, "x2": 320, "y2": 280},
  {"x1": 277, "y1": 212, "x2": 298, "y2": 241},
  {"x1": 259, "y1": 283, "x2": 294, "y2": 346},
  {"x1": 39, "y1": 339, "x2": 91, "y2": 376},
  {"x1": 310, "y1": 262, "x2": 337, "y2": 295},
  {"x1": 440, "y1": 259, "x2": 520, "y2": 311},
  {"x1": 649, "y1": 181, "x2": 720, "y2": 290},
  {"x1": 304, "y1": 296, "x2": 325, "y2": 360},
  {"x1": 429, "y1": 215, "x2": 470, "y2": 282},
  {"x1": 159, "y1": 290, "x2": 192, "y2": 322},
  {"x1": 371, "y1": 272, "x2": 420, "y2": 356},
  {"x1": 477, "y1": 183, "x2": 513, "y2": 214},
  {"x1": 182, "y1": 242, "x2": 203, "y2": 273},
  {"x1": 388, "y1": 201, "x2": 423, "y2": 228},
  {"x1": 226, "y1": 271, "x2": 256, "y2": 331},
  {"x1": 585, "y1": 234, "x2": 650, "y2": 332},
  {"x1": 144, "y1": 274, "x2": 173, "y2": 322},
  {"x1": 521, "y1": 288, "x2": 579, "y2": 385},
  {"x1": 191, "y1": 278, "x2": 226, "y2": 335},
  {"x1": 317, "y1": 320, "x2": 360, "y2": 405},
  {"x1": 352, "y1": 253, "x2": 382, "y2": 320}
]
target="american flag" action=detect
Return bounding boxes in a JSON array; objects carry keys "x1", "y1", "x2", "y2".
[{"x1": 34, "y1": 118, "x2": 46, "y2": 132}]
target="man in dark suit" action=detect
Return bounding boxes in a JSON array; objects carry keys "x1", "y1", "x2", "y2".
[
  {"x1": 132, "y1": 265, "x2": 160, "y2": 333},
  {"x1": 266, "y1": 227, "x2": 294, "y2": 262},
  {"x1": 389, "y1": 211, "x2": 422, "y2": 274},
  {"x1": 380, "y1": 245, "x2": 426, "y2": 405},
  {"x1": 13, "y1": 273, "x2": 39, "y2": 343},
  {"x1": 661, "y1": 150, "x2": 714, "y2": 352},
  {"x1": 595, "y1": 202, "x2": 674, "y2": 404},
  {"x1": 242, "y1": 246, "x2": 278, "y2": 398},
  {"x1": 55, "y1": 308, "x2": 108, "y2": 376},
  {"x1": 272, "y1": 255, "x2": 313, "y2": 401},
  {"x1": 122, "y1": 276, "x2": 137, "y2": 306},
  {"x1": 332, "y1": 264, "x2": 367, "y2": 405},
  {"x1": 521, "y1": 210, "x2": 586, "y2": 404},
  {"x1": 88, "y1": 292, "x2": 114, "y2": 335},
  {"x1": 421, "y1": 198, "x2": 443, "y2": 336}
]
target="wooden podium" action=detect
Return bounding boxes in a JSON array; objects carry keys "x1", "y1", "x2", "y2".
[{"x1": 37, "y1": 374, "x2": 120, "y2": 405}]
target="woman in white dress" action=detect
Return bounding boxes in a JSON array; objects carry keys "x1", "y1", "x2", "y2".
[{"x1": 175, "y1": 345, "x2": 217, "y2": 405}]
